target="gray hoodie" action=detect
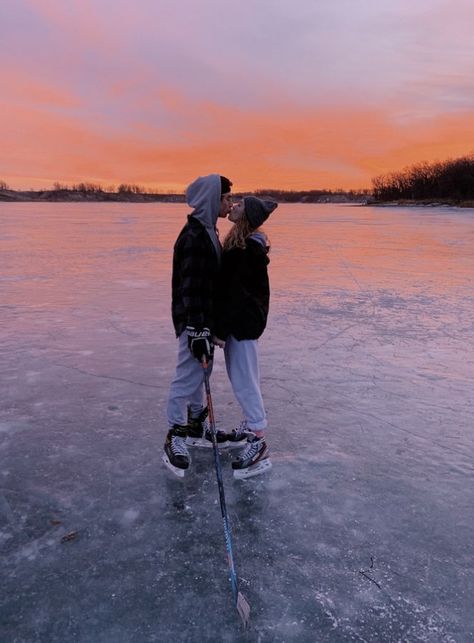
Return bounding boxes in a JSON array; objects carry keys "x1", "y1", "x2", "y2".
[{"x1": 185, "y1": 174, "x2": 222, "y2": 260}]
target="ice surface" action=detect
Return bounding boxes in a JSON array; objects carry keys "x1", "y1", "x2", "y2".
[{"x1": 1, "y1": 203, "x2": 473, "y2": 642}]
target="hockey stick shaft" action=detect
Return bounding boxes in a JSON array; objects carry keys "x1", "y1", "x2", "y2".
[{"x1": 201, "y1": 358, "x2": 250, "y2": 627}]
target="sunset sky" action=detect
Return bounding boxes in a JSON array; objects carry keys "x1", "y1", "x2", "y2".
[{"x1": 1, "y1": 0, "x2": 474, "y2": 192}]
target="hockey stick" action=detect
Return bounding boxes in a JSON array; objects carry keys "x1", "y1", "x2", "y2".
[{"x1": 201, "y1": 358, "x2": 251, "y2": 628}]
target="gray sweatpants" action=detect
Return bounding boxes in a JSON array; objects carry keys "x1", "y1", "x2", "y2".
[
  {"x1": 224, "y1": 335, "x2": 267, "y2": 432},
  {"x1": 166, "y1": 333, "x2": 212, "y2": 428}
]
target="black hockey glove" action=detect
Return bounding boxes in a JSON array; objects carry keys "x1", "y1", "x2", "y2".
[{"x1": 186, "y1": 326, "x2": 214, "y2": 362}]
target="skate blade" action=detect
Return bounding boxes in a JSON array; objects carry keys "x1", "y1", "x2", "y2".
[
  {"x1": 233, "y1": 459, "x2": 272, "y2": 479},
  {"x1": 161, "y1": 453, "x2": 186, "y2": 478},
  {"x1": 237, "y1": 591, "x2": 251, "y2": 627},
  {"x1": 226, "y1": 439, "x2": 248, "y2": 449},
  {"x1": 186, "y1": 436, "x2": 213, "y2": 448},
  {"x1": 186, "y1": 436, "x2": 230, "y2": 449}
]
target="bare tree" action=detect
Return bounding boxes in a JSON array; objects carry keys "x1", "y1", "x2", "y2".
[
  {"x1": 72, "y1": 182, "x2": 103, "y2": 193},
  {"x1": 372, "y1": 154, "x2": 474, "y2": 201},
  {"x1": 52, "y1": 182, "x2": 69, "y2": 191},
  {"x1": 117, "y1": 183, "x2": 145, "y2": 194}
]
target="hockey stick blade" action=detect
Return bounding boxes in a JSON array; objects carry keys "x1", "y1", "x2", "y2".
[{"x1": 237, "y1": 591, "x2": 251, "y2": 627}]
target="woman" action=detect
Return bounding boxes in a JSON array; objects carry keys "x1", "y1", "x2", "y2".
[{"x1": 215, "y1": 196, "x2": 278, "y2": 478}]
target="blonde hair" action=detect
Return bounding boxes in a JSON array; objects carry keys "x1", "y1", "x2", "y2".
[{"x1": 223, "y1": 215, "x2": 256, "y2": 251}]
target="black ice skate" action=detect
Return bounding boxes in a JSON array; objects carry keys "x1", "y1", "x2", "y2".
[
  {"x1": 225, "y1": 421, "x2": 253, "y2": 449},
  {"x1": 162, "y1": 425, "x2": 190, "y2": 477},
  {"x1": 232, "y1": 435, "x2": 272, "y2": 479},
  {"x1": 186, "y1": 407, "x2": 229, "y2": 448}
]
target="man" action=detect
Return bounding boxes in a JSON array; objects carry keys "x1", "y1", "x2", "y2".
[{"x1": 163, "y1": 174, "x2": 233, "y2": 477}]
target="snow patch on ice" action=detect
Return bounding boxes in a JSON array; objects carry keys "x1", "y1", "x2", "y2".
[
  {"x1": 0, "y1": 422, "x2": 19, "y2": 434},
  {"x1": 121, "y1": 508, "x2": 140, "y2": 526}
]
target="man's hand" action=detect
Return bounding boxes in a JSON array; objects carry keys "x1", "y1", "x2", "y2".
[
  {"x1": 186, "y1": 326, "x2": 214, "y2": 362},
  {"x1": 213, "y1": 336, "x2": 226, "y2": 349}
]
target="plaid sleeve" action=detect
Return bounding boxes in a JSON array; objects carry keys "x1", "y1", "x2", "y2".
[{"x1": 175, "y1": 231, "x2": 215, "y2": 329}]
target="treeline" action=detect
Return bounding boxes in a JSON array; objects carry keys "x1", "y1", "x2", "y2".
[
  {"x1": 32, "y1": 183, "x2": 370, "y2": 200},
  {"x1": 1, "y1": 181, "x2": 156, "y2": 194},
  {"x1": 52, "y1": 182, "x2": 160, "y2": 194},
  {"x1": 372, "y1": 154, "x2": 474, "y2": 201},
  {"x1": 1, "y1": 182, "x2": 369, "y2": 203},
  {"x1": 0, "y1": 181, "x2": 185, "y2": 202},
  {"x1": 248, "y1": 189, "x2": 370, "y2": 203}
]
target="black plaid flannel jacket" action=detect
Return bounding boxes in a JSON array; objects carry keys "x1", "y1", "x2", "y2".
[{"x1": 171, "y1": 216, "x2": 220, "y2": 337}]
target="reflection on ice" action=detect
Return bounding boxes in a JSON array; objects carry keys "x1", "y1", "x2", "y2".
[{"x1": 0, "y1": 203, "x2": 473, "y2": 641}]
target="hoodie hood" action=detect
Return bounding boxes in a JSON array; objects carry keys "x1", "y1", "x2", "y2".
[
  {"x1": 186, "y1": 174, "x2": 223, "y2": 259},
  {"x1": 249, "y1": 231, "x2": 270, "y2": 256}
]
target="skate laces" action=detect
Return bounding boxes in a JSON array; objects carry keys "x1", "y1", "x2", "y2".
[
  {"x1": 170, "y1": 435, "x2": 189, "y2": 457},
  {"x1": 239, "y1": 437, "x2": 263, "y2": 460},
  {"x1": 231, "y1": 421, "x2": 249, "y2": 440}
]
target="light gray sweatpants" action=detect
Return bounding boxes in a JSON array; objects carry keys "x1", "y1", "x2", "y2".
[
  {"x1": 166, "y1": 333, "x2": 212, "y2": 428},
  {"x1": 224, "y1": 335, "x2": 267, "y2": 432}
]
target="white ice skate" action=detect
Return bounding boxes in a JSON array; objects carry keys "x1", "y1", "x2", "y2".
[
  {"x1": 232, "y1": 436, "x2": 272, "y2": 479},
  {"x1": 162, "y1": 426, "x2": 190, "y2": 477}
]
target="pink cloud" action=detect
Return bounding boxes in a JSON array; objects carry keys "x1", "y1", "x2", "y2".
[
  {"x1": 2, "y1": 90, "x2": 473, "y2": 191},
  {"x1": 2, "y1": 69, "x2": 80, "y2": 109}
]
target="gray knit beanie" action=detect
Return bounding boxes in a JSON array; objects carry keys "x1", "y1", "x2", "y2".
[{"x1": 244, "y1": 197, "x2": 278, "y2": 228}]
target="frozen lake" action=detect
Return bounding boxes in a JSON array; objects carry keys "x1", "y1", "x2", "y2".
[{"x1": 1, "y1": 202, "x2": 473, "y2": 642}]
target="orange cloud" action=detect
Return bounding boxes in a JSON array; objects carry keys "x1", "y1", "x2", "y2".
[
  {"x1": 2, "y1": 69, "x2": 79, "y2": 110},
  {"x1": 1, "y1": 88, "x2": 473, "y2": 191}
]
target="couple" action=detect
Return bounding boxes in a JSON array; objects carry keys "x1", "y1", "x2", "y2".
[{"x1": 162, "y1": 174, "x2": 278, "y2": 479}]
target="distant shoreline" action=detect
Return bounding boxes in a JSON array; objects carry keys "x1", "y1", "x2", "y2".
[
  {"x1": 368, "y1": 199, "x2": 474, "y2": 208},
  {"x1": 2, "y1": 189, "x2": 473, "y2": 208},
  {"x1": 0, "y1": 189, "x2": 186, "y2": 203},
  {"x1": 0, "y1": 188, "x2": 368, "y2": 204}
]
